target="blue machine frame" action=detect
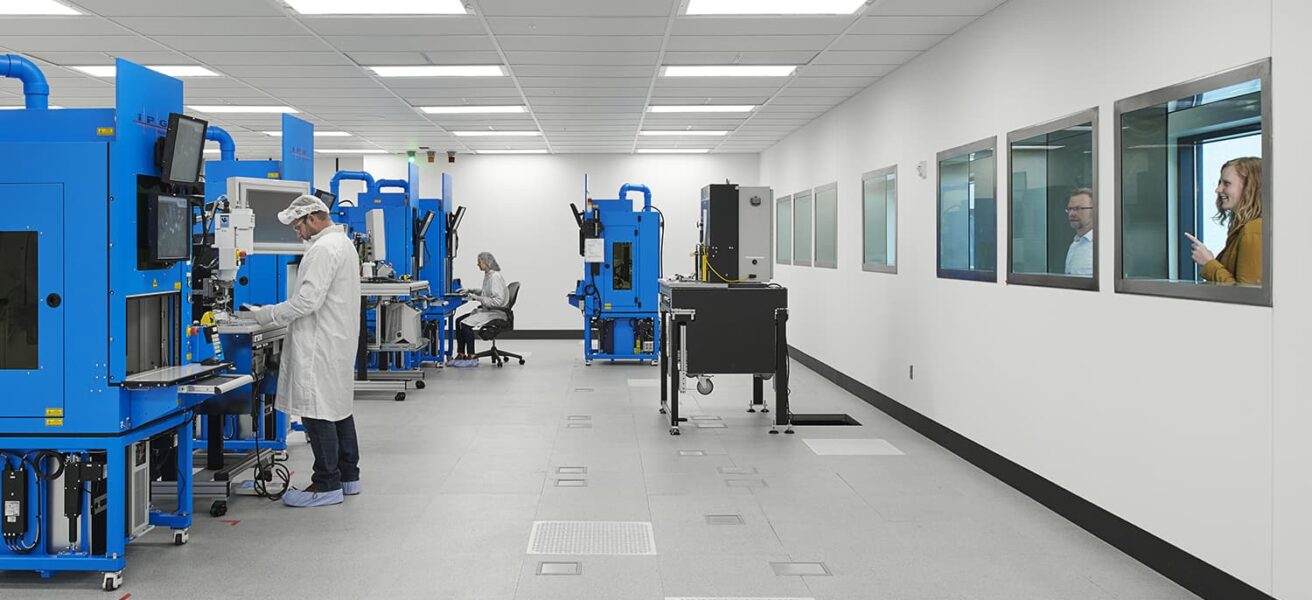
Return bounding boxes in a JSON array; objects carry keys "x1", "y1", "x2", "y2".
[
  {"x1": 330, "y1": 165, "x2": 465, "y2": 365},
  {"x1": 568, "y1": 183, "x2": 662, "y2": 364},
  {"x1": 0, "y1": 57, "x2": 223, "y2": 588}
]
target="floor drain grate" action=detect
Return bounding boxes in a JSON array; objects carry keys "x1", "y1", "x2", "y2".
[{"x1": 527, "y1": 521, "x2": 657, "y2": 555}]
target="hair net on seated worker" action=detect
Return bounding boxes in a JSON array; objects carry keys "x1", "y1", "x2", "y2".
[
  {"x1": 478, "y1": 251, "x2": 501, "y2": 271},
  {"x1": 277, "y1": 195, "x2": 331, "y2": 225}
]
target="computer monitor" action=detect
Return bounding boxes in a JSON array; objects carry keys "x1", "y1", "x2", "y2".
[
  {"x1": 226, "y1": 177, "x2": 312, "y2": 255},
  {"x1": 147, "y1": 193, "x2": 191, "y2": 262},
  {"x1": 160, "y1": 113, "x2": 207, "y2": 185},
  {"x1": 417, "y1": 210, "x2": 436, "y2": 238},
  {"x1": 314, "y1": 188, "x2": 337, "y2": 208}
]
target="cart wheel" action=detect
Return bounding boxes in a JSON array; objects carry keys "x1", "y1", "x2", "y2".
[
  {"x1": 518, "y1": 359, "x2": 525, "y2": 365},
  {"x1": 273, "y1": 450, "x2": 289, "y2": 461},
  {"x1": 669, "y1": 427, "x2": 681, "y2": 436},
  {"x1": 585, "y1": 360, "x2": 592, "y2": 366},
  {"x1": 415, "y1": 380, "x2": 426, "y2": 389},
  {"x1": 173, "y1": 528, "x2": 190, "y2": 546},
  {"x1": 395, "y1": 392, "x2": 407, "y2": 402},
  {"x1": 209, "y1": 500, "x2": 227, "y2": 517},
  {"x1": 650, "y1": 360, "x2": 659, "y2": 366},
  {"x1": 102, "y1": 570, "x2": 123, "y2": 592}
]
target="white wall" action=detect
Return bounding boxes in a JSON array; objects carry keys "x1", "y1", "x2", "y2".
[
  {"x1": 761, "y1": 0, "x2": 1310, "y2": 596},
  {"x1": 326, "y1": 153, "x2": 758, "y2": 330}
]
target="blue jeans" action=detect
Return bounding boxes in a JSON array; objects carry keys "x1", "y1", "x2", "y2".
[{"x1": 301, "y1": 415, "x2": 360, "y2": 492}]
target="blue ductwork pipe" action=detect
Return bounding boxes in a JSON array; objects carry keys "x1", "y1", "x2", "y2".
[
  {"x1": 329, "y1": 171, "x2": 376, "y2": 208},
  {"x1": 371, "y1": 178, "x2": 409, "y2": 195},
  {"x1": 204, "y1": 125, "x2": 235, "y2": 161},
  {"x1": 0, "y1": 54, "x2": 50, "y2": 110},
  {"x1": 618, "y1": 183, "x2": 652, "y2": 211}
]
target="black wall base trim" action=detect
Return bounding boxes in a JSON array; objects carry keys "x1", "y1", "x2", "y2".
[
  {"x1": 498, "y1": 329, "x2": 582, "y2": 340},
  {"x1": 787, "y1": 345, "x2": 1273, "y2": 600}
]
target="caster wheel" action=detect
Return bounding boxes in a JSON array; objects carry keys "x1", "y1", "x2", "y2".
[
  {"x1": 518, "y1": 359, "x2": 525, "y2": 365},
  {"x1": 415, "y1": 380, "x2": 426, "y2": 389},
  {"x1": 696, "y1": 378, "x2": 714, "y2": 395},
  {"x1": 102, "y1": 570, "x2": 123, "y2": 592},
  {"x1": 669, "y1": 427, "x2": 681, "y2": 436},
  {"x1": 210, "y1": 500, "x2": 227, "y2": 517},
  {"x1": 173, "y1": 529, "x2": 190, "y2": 546},
  {"x1": 395, "y1": 392, "x2": 407, "y2": 401},
  {"x1": 585, "y1": 361, "x2": 592, "y2": 366},
  {"x1": 496, "y1": 362, "x2": 504, "y2": 368},
  {"x1": 651, "y1": 360, "x2": 659, "y2": 366},
  {"x1": 273, "y1": 450, "x2": 289, "y2": 461},
  {"x1": 659, "y1": 408, "x2": 667, "y2": 415}
]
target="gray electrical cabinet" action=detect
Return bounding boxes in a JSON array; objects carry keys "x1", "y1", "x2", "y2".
[{"x1": 700, "y1": 184, "x2": 774, "y2": 282}]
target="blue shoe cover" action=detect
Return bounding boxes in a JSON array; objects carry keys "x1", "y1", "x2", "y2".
[
  {"x1": 282, "y1": 487, "x2": 344, "y2": 508},
  {"x1": 342, "y1": 480, "x2": 362, "y2": 496}
]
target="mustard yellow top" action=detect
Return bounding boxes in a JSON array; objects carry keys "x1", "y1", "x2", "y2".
[{"x1": 1201, "y1": 218, "x2": 1262, "y2": 285}]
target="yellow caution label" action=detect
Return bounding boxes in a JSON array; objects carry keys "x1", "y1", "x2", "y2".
[
  {"x1": 186, "y1": 352, "x2": 192, "y2": 361},
  {"x1": 267, "y1": 172, "x2": 281, "y2": 179},
  {"x1": 45, "y1": 408, "x2": 63, "y2": 417},
  {"x1": 200, "y1": 311, "x2": 216, "y2": 327},
  {"x1": 151, "y1": 279, "x2": 159, "y2": 289},
  {"x1": 45, "y1": 418, "x2": 63, "y2": 427},
  {"x1": 96, "y1": 127, "x2": 114, "y2": 136},
  {"x1": 174, "y1": 282, "x2": 182, "y2": 290},
  {"x1": 603, "y1": 303, "x2": 612, "y2": 310},
  {"x1": 374, "y1": 199, "x2": 382, "y2": 204}
]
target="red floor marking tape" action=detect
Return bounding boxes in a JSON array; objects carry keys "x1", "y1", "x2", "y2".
[{"x1": 220, "y1": 520, "x2": 240, "y2": 527}]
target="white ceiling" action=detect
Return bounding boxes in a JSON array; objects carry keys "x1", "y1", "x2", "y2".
[{"x1": 0, "y1": 0, "x2": 1006, "y2": 158}]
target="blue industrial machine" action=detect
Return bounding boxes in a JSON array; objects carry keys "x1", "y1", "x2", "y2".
[
  {"x1": 0, "y1": 56, "x2": 243, "y2": 590},
  {"x1": 568, "y1": 183, "x2": 662, "y2": 365}
]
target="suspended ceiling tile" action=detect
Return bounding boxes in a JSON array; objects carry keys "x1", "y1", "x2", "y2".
[
  {"x1": 327, "y1": 36, "x2": 497, "y2": 52},
  {"x1": 514, "y1": 66, "x2": 655, "y2": 78},
  {"x1": 666, "y1": 35, "x2": 833, "y2": 52},
  {"x1": 27, "y1": 51, "x2": 190, "y2": 66},
  {"x1": 813, "y1": 50, "x2": 922, "y2": 65},
  {"x1": 154, "y1": 35, "x2": 332, "y2": 52},
  {"x1": 504, "y1": 51, "x2": 660, "y2": 66},
  {"x1": 113, "y1": 17, "x2": 305, "y2": 36},
  {"x1": 829, "y1": 34, "x2": 947, "y2": 52},
  {"x1": 661, "y1": 51, "x2": 819, "y2": 65},
  {"x1": 475, "y1": 0, "x2": 678, "y2": 18},
  {"x1": 870, "y1": 0, "x2": 1007, "y2": 17},
  {"x1": 851, "y1": 15, "x2": 980, "y2": 35},
  {"x1": 72, "y1": 0, "x2": 285, "y2": 17},
  {"x1": 216, "y1": 65, "x2": 372, "y2": 78},
  {"x1": 487, "y1": 17, "x2": 669, "y2": 36},
  {"x1": 495, "y1": 35, "x2": 664, "y2": 52},
  {"x1": 0, "y1": 17, "x2": 126, "y2": 36},
  {"x1": 1, "y1": 36, "x2": 163, "y2": 53},
  {"x1": 299, "y1": 16, "x2": 487, "y2": 36},
  {"x1": 672, "y1": 16, "x2": 852, "y2": 36},
  {"x1": 189, "y1": 52, "x2": 356, "y2": 67}
]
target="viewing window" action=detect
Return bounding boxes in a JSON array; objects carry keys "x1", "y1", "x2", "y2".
[
  {"x1": 814, "y1": 182, "x2": 838, "y2": 269},
  {"x1": 0, "y1": 232, "x2": 38, "y2": 370},
  {"x1": 862, "y1": 166, "x2": 897, "y2": 273},
  {"x1": 938, "y1": 138, "x2": 997, "y2": 281},
  {"x1": 1008, "y1": 109, "x2": 1098, "y2": 290},
  {"x1": 1116, "y1": 60, "x2": 1271, "y2": 305},
  {"x1": 776, "y1": 194, "x2": 791, "y2": 265},
  {"x1": 793, "y1": 189, "x2": 813, "y2": 267}
]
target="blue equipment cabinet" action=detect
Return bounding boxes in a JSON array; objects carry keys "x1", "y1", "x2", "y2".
[
  {"x1": 568, "y1": 183, "x2": 662, "y2": 364},
  {"x1": 0, "y1": 57, "x2": 233, "y2": 590}
]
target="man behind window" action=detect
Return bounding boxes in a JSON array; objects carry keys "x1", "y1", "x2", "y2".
[{"x1": 1064, "y1": 188, "x2": 1094, "y2": 276}]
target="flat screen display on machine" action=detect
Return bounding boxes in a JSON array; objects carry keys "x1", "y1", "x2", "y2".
[
  {"x1": 150, "y1": 194, "x2": 191, "y2": 261},
  {"x1": 161, "y1": 113, "x2": 207, "y2": 185},
  {"x1": 247, "y1": 188, "x2": 308, "y2": 252}
]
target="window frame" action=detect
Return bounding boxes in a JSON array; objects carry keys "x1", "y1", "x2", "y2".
[
  {"x1": 936, "y1": 136, "x2": 999, "y2": 282},
  {"x1": 862, "y1": 165, "x2": 898, "y2": 274},
  {"x1": 1005, "y1": 107, "x2": 1100, "y2": 291},
  {"x1": 813, "y1": 181, "x2": 839, "y2": 269},
  {"x1": 793, "y1": 188, "x2": 813, "y2": 267},
  {"x1": 1113, "y1": 59, "x2": 1272, "y2": 306},
  {"x1": 776, "y1": 193, "x2": 792, "y2": 266}
]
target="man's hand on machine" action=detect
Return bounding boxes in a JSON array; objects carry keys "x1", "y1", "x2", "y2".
[{"x1": 239, "y1": 304, "x2": 276, "y2": 326}]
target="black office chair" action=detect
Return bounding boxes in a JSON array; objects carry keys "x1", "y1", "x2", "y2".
[{"x1": 474, "y1": 281, "x2": 525, "y2": 367}]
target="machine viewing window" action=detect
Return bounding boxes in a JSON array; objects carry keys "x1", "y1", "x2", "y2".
[
  {"x1": 776, "y1": 194, "x2": 791, "y2": 265},
  {"x1": 160, "y1": 113, "x2": 207, "y2": 186},
  {"x1": 0, "y1": 232, "x2": 38, "y2": 370},
  {"x1": 148, "y1": 194, "x2": 191, "y2": 262},
  {"x1": 862, "y1": 166, "x2": 897, "y2": 273},
  {"x1": 814, "y1": 182, "x2": 838, "y2": 269},
  {"x1": 938, "y1": 138, "x2": 997, "y2": 281},
  {"x1": 612, "y1": 242, "x2": 633, "y2": 291},
  {"x1": 793, "y1": 189, "x2": 813, "y2": 267},
  {"x1": 1008, "y1": 109, "x2": 1097, "y2": 290},
  {"x1": 1115, "y1": 59, "x2": 1270, "y2": 306}
]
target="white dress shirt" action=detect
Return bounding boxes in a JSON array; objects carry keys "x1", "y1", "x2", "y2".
[{"x1": 1065, "y1": 230, "x2": 1094, "y2": 276}]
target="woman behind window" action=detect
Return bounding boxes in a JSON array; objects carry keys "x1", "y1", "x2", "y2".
[{"x1": 1186, "y1": 156, "x2": 1263, "y2": 284}]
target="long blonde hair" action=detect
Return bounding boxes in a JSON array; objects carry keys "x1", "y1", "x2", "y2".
[{"x1": 1215, "y1": 156, "x2": 1262, "y2": 231}]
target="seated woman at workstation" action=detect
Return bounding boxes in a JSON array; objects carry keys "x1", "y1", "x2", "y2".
[
  {"x1": 451, "y1": 251, "x2": 509, "y2": 367},
  {"x1": 1185, "y1": 156, "x2": 1263, "y2": 285}
]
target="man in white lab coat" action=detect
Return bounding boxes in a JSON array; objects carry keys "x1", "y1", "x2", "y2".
[{"x1": 248, "y1": 195, "x2": 362, "y2": 508}]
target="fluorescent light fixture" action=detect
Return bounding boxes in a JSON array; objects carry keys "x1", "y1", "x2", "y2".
[
  {"x1": 663, "y1": 65, "x2": 796, "y2": 77},
  {"x1": 421, "y1": 105, "x2": 526, "y2": 114},
  {"x1": 315, "y1": 149, "x2": 389, "y2": 154},
  {"x1": 648, "y1": 105, "x2": 756, "y2": 113},
  {"x1": 637, "y1": 149, "x2": 712, "y2": 154},
  {"x1": 686, "y1": 0, "x2": 866, "y2": 15},
  {"x1": 263, "y1": 131, "x2": 352, "y2": 137},
  {"x1": 369, "y1": 66, "x2": 504, "y2": 78},
  {"x1": 0, "y1": 0, "x2": 81, "y2": 15},
  {"x1": 189, "y1": 105, "x2": 299, "y2": 114},
  {"x1": 203, "y1": 148, "x2": 221, "y2": 154},
  {"x1": 0, "y1": 105, "x2": 63, "y2": 110},
  {"x1": 451, "y1": 131, "x2": 542, "y2": 137},
  {"x1": 640, "y1": 130, "x2": 729, "y2": 137},
  {"x1": 73, "y1": 65, "x2": 220, "y2": 78},
  {"x1": 477, "y1": 150, "x2": 549, "y2": 155},
  {"x1": 284, "y1": 0, "x2": 467, "y2": 14}
]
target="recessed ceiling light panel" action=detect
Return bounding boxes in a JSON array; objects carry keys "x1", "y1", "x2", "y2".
[
  {"x1": 637, "y1": 149, "x2": 712, "y2": 154},
  {"x1": 663, "y1": 65, "x2": 796, "y2": 77},
  {"x1": 647, "y1": 105, "x2": 756, "y2": 113},
  {"x1": 284, "y1": 0, "x2": 467, "y2": 14},
  {"x1": 0, "y1": 0, "x2": 81, "y2": 15},
  {"x1": 640, "y1": 130, "x2": 730, "y2": 136},
  {"x1": 73, "y1": 65, "x2": 220, "y2": 78},
  {"x1": 685, "y1": 0, "x2": 866, "y2": 15}
]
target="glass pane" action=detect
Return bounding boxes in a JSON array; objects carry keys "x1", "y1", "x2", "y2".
[
  {"x1": 0, "y1": 232, "x2": 39, "y2": 370},
  {"x1": 939, "y1": 148, "x2": 995, "y2": 276},
  {"x1": 794, "y1": 193, "x2": 813, "y2": 265},
  {"x1": 776, "y1": 198, "x2": 791, "y2": 262},
  {"x1": 1010, "y1": 122, "x2": 1096, "y2": 277},
  {"x1": 863, "y1": 176, "x2": 889, "y2": 265},
  {"x1": 814, "y1": 185, "x2": 838, "y2": 266},
  {"x1": 1120, "y1": 76, "x2": 1264, "y2": 286},
  {"x1": 971, "y1": 150, "x2": 997, "y2": 272},
  {"x1": 612, "y1": 242, "x2": 632, "y2": 290}
]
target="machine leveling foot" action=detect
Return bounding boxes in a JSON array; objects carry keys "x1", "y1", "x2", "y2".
[
  {"x1": 173, "y1": 528, "x2": 190, "y2": 545},
  {"x1": 747, "y1": 408, "x2": 756, "y2": 413},
  {"x1": 102, "y1": 570, "x2": 123, "y2": 592},
  {"x1": 669, "y1": 427, "x2": 681, "y2": 436}
]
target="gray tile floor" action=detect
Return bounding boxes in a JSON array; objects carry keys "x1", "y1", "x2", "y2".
[{"x1": 0, "y1": 341, "x2": 1199, "y2": 600}]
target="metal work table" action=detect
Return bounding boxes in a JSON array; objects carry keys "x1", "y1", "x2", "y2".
[
  {"x1": 357, "y1": 279, "x2": 431, "y2": 400},
  {"x1": 657, "y1": 279, "x2": 791, "y2": 435}
]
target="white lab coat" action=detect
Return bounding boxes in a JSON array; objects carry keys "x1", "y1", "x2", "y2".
[
  {"x1": 259, "y1": 224, "x2": 361, "y2": 422},
  {"x1": 461, "y1": 270, "x2": 509, "y2": 329}
]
